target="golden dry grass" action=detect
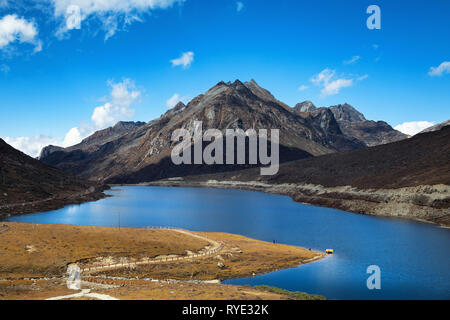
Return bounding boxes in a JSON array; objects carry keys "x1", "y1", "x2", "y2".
[
  {"x1": 0, "y1": 278, "x2": 300, "y2": 300},
  {"x1": 0, "y1": 222, "x2": 208, "y2": 278},
  {"x1": 99, "y1": 231, "x2": 322, "y2": 280},
  {"x1": 0, "y1": 222, "x2": 325, "y2": 300}
]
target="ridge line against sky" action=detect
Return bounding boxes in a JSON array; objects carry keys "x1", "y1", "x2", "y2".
[{"x1": 0, "y1": 0, "x2": 449, "y2": 157}]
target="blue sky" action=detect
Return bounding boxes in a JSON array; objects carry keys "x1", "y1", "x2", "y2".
[{"x1": 0, "y1": 0, "x2": 449, "y2": 156}]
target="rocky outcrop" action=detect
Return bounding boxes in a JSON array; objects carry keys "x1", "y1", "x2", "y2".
[
  {"x1": 329, "y1": 103, "x2": 367, "y2": 122},
  {"x1": 294, "y1": 101, "x2": 316, "y2": 113},
  {"x1": 327, "y1": 103, "x2": 407, "y2": 146},
  {"x1": 293, "y1": 102, "x2": 407, "y2": 147},
  {"x1": 38, "y1": 145, "x2": 64, "y2": 160},
  {"x1": 335, "y1": 119, "x2": 408, "y2": 147},
  {"x1": 294, "y1": 107, "x2": 366, "y2": 151}
]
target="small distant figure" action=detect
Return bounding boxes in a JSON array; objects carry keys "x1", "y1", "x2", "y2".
[{"x1": 273, "y1": 240, "x2": 275, "y2": 244}]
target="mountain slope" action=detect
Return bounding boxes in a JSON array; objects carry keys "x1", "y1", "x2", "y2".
[
  {"x1": 221, "y1": 126, "x2": 450, "y2": 189},
  {"x1": 40, "y1": 121, "x2": 146, "y2": 159},
  {"x1": 0, "y1": 139, "x2": 106, "y2": 217},
  {"x1": 40, "y1": 80, "x2": 365, "y2": 183},
  {"x1": 295, "y1": 102, "x2": 408, "y2": 147},
  {"x1": 419, "y1": 119, "x2": 450, "y2": 134},
  {"x1": 329, "y1": 103, "x2": 408, "y2": 146}
]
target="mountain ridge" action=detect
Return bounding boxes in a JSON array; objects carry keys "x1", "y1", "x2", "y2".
[
  {"x1": 39, "y1": 79, "x2": 405, "y2": 183},
  {"x1": 293, "y1": 101, "x2": 408, "y2": 147}
]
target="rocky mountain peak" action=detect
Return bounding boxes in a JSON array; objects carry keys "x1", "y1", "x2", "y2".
[
  {"x1": 174, "y1": 101, "x2": 186, "y2": 109},
  {"x1": 38, "y1": 145, "x2": 64, "y2": 160},
  {"x1": 243, "y1": 79, "x2": 277, "y2": 102},
  {"x1": 294, "y1": 101, "x2": 317, "y2": 113},
  {"x1": 329, "y1": 103, "x2": 366, "y2": 122},
  {"x1": 230, "y1": 79, "x2": 253, "y2": 95},
  {"x1": 112, "y1": 121, "x2": 146, "y2": 131}
]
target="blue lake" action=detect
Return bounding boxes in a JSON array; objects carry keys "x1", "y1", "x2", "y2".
[{"x1": 6, "y1": 186, "x2": 450, "y2": 299}]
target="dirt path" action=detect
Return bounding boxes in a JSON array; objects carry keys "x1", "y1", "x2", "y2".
[
  {"x1": 82, "y1": 228, "x2": 224, "y2": 274},
  {"x1": 43, "y1": 229, "x2": 223, "y2": 300},
  {"x1": 46, "y1": 289, "x2": 119, "y2": 300}
]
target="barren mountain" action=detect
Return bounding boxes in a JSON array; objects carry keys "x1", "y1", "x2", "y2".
[
  {"x1": 40, "y1": 121, "x2": 146, "y2": 159},
  {"x1": 201, "y1": 125, "x2": 450, "y2": 189},
  {"x1": 40, "y1": 80, "x2": 365, "y2": 183},
  {"x1": 294, "y1": 102, "x2": 408, "y2": 147},
  {"x1": 329, "y1": 103, "x2": 408, "y2": 146},
  {"x1": 0, "y1": 139, "x2": 107, "y2": 218}
]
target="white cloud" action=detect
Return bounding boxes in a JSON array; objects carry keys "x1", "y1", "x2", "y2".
[
  {"x1": 357, "y1": 74, "x2": 369, "y2": 81},
  {"x1": 51, "y1": 0, "x2": 184, "y2": 39},
  {"x1": 311, "y1": 68, "x2": 354, "y2": 96},
  {"x1": 236, "y1": 2, "x2": 244, "y2": 12},
  {"x1": 3, "y1": 126, "x2": 91, "y2": 156},
  {"x1": 311, "y1": 68, "x2": 335, "y2": 86},
  {"x1": 62, "y1": 127, "x2": 83, "y2": 147},
  {"x1": 55, "y1": 79, "x2": 142, "y2": 149},
  {"x1": 321, "y1": 78, "x2": 353, "y2": 96},
  {"x1": 343, "y1": 55, "x2": 360, "y2": 65},
  {"x1": 166, "y1": 93, "x2": 189, "y2": 108},
  {"x1": 109, "y1": 78, "x2": 141, "y2": 107},
  {"x1": 3, "y1": 135, "x2": 59, "y2": 158},
  {"x1": 428, "y1": 61, "x2": 450, "y2": 77},
  {"x1": 394, "y1": 121, "x2": 434, "y2": 136},
  {"x1": 91, "y1": 78, "x2": 141, "y2": 128},
  {"x1": 92, "y1": 103, "x2": 119, "y2": 128},
  {"x1": 0, "y1": 14, "x2": 41, "y2": 51},
  {"x1": 4, "y1": 78, "x2": 142, "y2": 155},
  {"x1": 170, "y1": 51, "x2": 194, "y2": 68},
  {"x1": 298, "y1": 85, "x2": 309, "y2": 92}
]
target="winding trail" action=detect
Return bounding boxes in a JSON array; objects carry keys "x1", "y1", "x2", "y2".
[
  {"x1": 42, "y1": 229, "x2": 223, "y2": 300},
  {"x1": 46, "y1": 289, "x2": 118, "y2": 300},
  {"x1": 82, "y1": 228, "x2": 224, "y2": 274}
]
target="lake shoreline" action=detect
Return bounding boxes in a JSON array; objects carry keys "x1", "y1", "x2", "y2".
[
  {"x1": 3, "y1": 178, "x2": 447, "y2": 227},
  {"x1": 128, "y1": 179, "x2": 450, "y2": 227},
  {"x1": 0, "y1": 222, "x2": 325, "y2": 300},
  {"x1": 0, "y1": 186, "x2": 109, "y2": 221}
]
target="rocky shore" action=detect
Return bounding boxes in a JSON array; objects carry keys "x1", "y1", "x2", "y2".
[
  {"x1": 0, "y1": 186, "x2": 108, "y2": 220},
  {"x1": 143, "y1": 179, "x2": 450, "y2": 227}
]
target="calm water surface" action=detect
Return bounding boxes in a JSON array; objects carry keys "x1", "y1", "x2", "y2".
[{"x1": 6, "y1": 186, "x2": 450, "y2": 299}]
